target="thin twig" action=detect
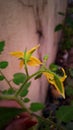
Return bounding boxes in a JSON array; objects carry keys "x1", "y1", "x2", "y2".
[{"x1": 0, "y1": 70, "x2": 13, "y2": 89}]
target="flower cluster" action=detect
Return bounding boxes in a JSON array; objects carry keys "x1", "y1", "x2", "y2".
[{"x1": 10, "y1": 44, "x2": 67, "y2": 98}]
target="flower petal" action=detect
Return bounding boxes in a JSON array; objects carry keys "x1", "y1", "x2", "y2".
[
  {"x1": 27, "y1": 56, "x2": 42, "y2": 66},
  {"x1": 27, "y1": 44, "x2": 40, "y2": 54},
  {"x1": 43, "y1": 72, "x2": 54, "y2": 80},
  {"x1": 43, "y1": 72, "x2": 65, "y2": 98},
  {"x1": 10, "y1": 52, "x2": 24, "y2": 58},
  {"x1": 19, "y1": 60, "x2": 24, "y2": 68},
  {"x1": 60, "y1": 68, "x2": 67, "y2": 82}
]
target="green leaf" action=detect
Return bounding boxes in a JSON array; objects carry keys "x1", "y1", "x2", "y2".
[
  {"x1": 13, "y1": 73, "x2": 26, "y2": 85},
  {"x1": 49, "y1": 63, "x2": 59, "y2": 72},
  {"x1": 0, "y1": 61, "x2": 8, "y2": 69},
  {"x1": 0, "y1": 75, "x2": 5, "y2": 81},
  {"x1": 24, "y1": 98, "x2": 30, "y2": 103},
  {"x1": 69, "y1": 68, "x2": 73, "y2": 77},
  {"x1": 66, "y1": 86, "x2": 73, "y2": 96},
  {"x1": 20, "y1": 89, "x2": 28, "y2": 97},
  {"x1": 0, "y1": 107, "x2": 24, "y2": 129},
  {"x1": 56, "y1": 106, "x2": 73, "y2": 123},
  {"x1": 2, "y1": 88, "x2": 15, "y2": 95},
  {"x1": 49, "y1": 64, "x2": 64, "y2": 77},
  {"x1": 20, "y1": 82, "x2": 31, "y2": 97},
  {"x1": 38, "y1": 119, "x2": 50, "y2": 130},
  {"x1": 7, "y1": 88, "x2": 15, "y2": 94},
  {"x1": 30, "y1": 102, "x2": 44, "y2": 112},
  {"x1": 66, "y1": 122, "x2": 73, "y2": 130},
  {"x1": 55, "y1": 24, "x2": 63, "y2": 32},
  {"x1": 0, "y1": 41, "x2": 5, "y2": 54}
]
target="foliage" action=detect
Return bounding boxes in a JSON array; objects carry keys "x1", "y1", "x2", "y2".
[
  {"x1": 53, "y1": 8, "x2": 73, "y2": 130},
  {"x1": 55, "y1": 9, "x2": 73, "y2": 50},
  {"x1": 0, "y1": 107, "x2": 24, "y2": 129},
  {"x1": 56, "y1": 105, "x2": 73, "y2": 123}
]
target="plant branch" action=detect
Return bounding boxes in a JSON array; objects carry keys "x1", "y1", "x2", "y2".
[
  {"x1": 0, "y1": 70, "x2": 13, "y2": 89},
  {"x1": 0, "y1": 93, "x2": 15, "y2": 100},
  {"x1": 15, "y1": 70, "x2": 42, "y2": 96},
  {"x1": 24, "y1": 61, "x2": 29, "y2": 76}
]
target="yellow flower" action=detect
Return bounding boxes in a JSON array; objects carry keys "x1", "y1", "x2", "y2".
[
  {"x1": 43, "y1": 69, "x2": 66, "y2": 99},
  {"x1": 10, "y1": 44, "x2": 42, "y2": 68},
  {"x1": 60, "y1": 68, "x2": 67, "y2": 82}
]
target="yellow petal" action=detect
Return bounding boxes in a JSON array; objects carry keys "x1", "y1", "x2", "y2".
[
  {"x1": 19, "y1": 60, "x2": 24, "y2": 68},
  {"x1": 10, "y1": 52, "x2": 24, "y2": 58},
  {"x1": 49, "y1": 80, "x2": 65, "y2": 99},
  {"x1": 60, "y1": 68, "x2": 67, "y2": 82},
  {"x1": 43, "y1": 72, "x2": 65, "y2": 98},
  {"x1": 27, "y1": 56, "x2": 42, "y2": 66},
  {"x1": 43, "y1": 72, "x2": 54, "y2": 80},
  {"x1": 27, "y1": 44, "x2": 40, "y2": 54}
]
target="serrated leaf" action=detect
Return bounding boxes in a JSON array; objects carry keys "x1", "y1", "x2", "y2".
[
  {"x1": 0, "y1": 41, "x2": 5, "y2": 54},
  {"x1": 0, "y1": 61, "x2": 8, "y2": 69},
  {"x1": 0, "y1": 107, "x2": 24, "y2": 129},
  {"x1": 30, "y1": 102, "x2": 44, "y2": 112},
  {"x1": 55, "y1": 24, "x2": 63, "y2": 32},
  {"x1": 0, "y1": 75, "x2": 5, "y2": 81},
  {"x1": 13, "y1": 73, "x2": 26, "y2": 85},
  {"x1": 20, "y1": 82, "x2": 31, "y2": 97},
  {"x1": 56, "y1": 106, "x2": 73, "y2": 123},
  {"x1": 24, "y1": 98, "x2": 30, "y2": 103}
]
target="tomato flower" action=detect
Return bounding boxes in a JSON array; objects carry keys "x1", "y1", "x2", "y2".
[
  {"x1": 10, "y1": 44, "x2": 42, "y2": 68},
  {"x1": 43, "y1": 68, "x2": 67, "y2": 98}
]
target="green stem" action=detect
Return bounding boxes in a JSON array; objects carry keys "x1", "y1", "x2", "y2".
[
  {"x1": 24, "y1": 61, "x2": 29, "y2": 76},
  {"x1": 15, "y1": 96, "x2": 30, "y2": 112},
  {"x1": 0, "y1": 70, "x2": 13, "y2": 89},
  {"x1": 0, "y1": 94, "x2": 15, "y2": 100},
  {"x1": 0, "y1": 93, "x2": 30, "y2": 112}
]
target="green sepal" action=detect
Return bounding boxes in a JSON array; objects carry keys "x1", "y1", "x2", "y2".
[
  {"x1": 43, "y1": 55, "x2": 49, "y2": 61},
  {"x1": 54, "y1": 75, "x2": 65, "y2": 98}
]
